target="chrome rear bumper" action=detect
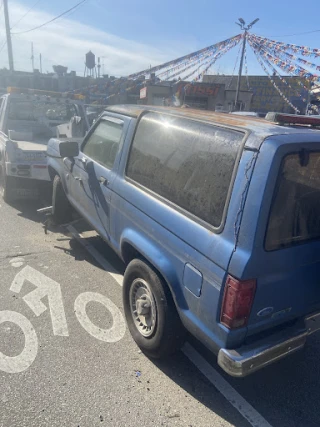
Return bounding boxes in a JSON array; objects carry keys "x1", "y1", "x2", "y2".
[{"x1": 218, "y1": 312, "x2": 320, "y2": 377}]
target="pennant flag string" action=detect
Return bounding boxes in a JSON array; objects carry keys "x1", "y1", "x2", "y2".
[
  {"x1": 181, "y1": 51, "x2": 223, "y2": 81},
  {"x1": 248, "y1": 35, "x2": 307, "y2": 87},
  {"x1": 191, "y1": 36, "x2": 241, "y2": 82},
  {"x1": 257, "y1": 43, "x2": 319, "y2": 108},
  {"x1": 157, "y1": 34, "x2": 242, "y2": 81},
  {"x1": 176, "y1": 36, "x2": 240, "y2": 81},
  {"x1": 254, "y1": 44, "x2": 309, "y2": 105},
  {"x1": 166, "y1": 53, "x2": 216, "y2": 81},
  {"x1": 252, "y1": 43, "x2": 319, "y2": 114},
  {"x1": 248, "y1": 37, "x2": 300, "y2": 113},
  {"x1": 156, "y1": 44, "x2": 219, "y2": 79},
  {"x1": 247, "y1": 34, "x2": 320, "y2": 83},
  {"x1": 128, "y1": 34, "x2": 243, "y2": 79},
  {"x1": 250, "y1": 33, "x2": 320, "y2": 58},
  {"x1": 261, "y1": 41, "x2": 320, "y2": 77},
  {"x1": 158, "y1": 48, "x2": 218, "y2": 81}
]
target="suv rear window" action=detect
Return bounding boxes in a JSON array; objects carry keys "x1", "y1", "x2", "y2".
[
  {"x1": 126, "y1": 112, "x2": 244, "y2": 227},
  {"x1": 266, "y1": 151, "x2": 320, "y2": 250}
]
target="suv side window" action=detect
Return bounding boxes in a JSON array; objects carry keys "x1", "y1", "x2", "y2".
[
  {"x1": 82, "y1": 117, "x2": 123, "y2": 170},
  {"x1": 126, "y1": 112, "x2": 243, "y2": 228}
]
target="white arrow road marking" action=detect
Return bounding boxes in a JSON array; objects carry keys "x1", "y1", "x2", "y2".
[
  {"x1": 74, "y1": 292, "x2": 126, "y2": 343},
  {"x1": 10, "y1": 265, "x2": 69, "y2": 337},
  {"x1": 0, "y1": 310, "x2": 38, "y2": 374}
]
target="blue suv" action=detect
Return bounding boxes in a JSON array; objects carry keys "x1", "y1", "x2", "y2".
[{"x1": 47, "y1": 107, "x2": 320, "y2": 377}]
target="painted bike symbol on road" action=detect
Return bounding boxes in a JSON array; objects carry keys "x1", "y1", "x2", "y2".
[{"x1": 0, "y1": 265, "x2": 126, "y2": 373}]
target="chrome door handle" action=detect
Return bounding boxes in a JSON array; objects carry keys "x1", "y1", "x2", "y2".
[{"x1": 98, "y1": 176, "x2": 109, "y2": 186}]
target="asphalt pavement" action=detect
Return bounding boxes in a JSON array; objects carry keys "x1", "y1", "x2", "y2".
[{"x1": 0, "y1": 198, "x2": 319, "y2": 427}]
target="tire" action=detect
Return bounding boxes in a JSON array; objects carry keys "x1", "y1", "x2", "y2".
[
  {"x1": 52, "y1": 175, "x2": 73, "y2": 224},
  {"x1": 123, "y1": 259, "x2": 186, "y2": 358},
  {"x1": 0, "y1": 163, "x2": 15, "y2": 203}
]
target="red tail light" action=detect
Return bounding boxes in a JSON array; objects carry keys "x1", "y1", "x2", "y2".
[{"x1": 220, "y1": 275, "x2": 256, "y2": 329}]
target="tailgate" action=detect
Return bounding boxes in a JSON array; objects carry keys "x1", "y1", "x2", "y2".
[
  {"x1": 229, "y1": 138, "x2": 320, "y2": 338},
  {"x1": 248, "y1": 243, "x2": 320, "y2": 335}
]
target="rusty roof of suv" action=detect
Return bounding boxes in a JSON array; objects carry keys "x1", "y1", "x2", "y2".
[{"x1": 105, "y1": 104, "x2": 320, "y2": 150}]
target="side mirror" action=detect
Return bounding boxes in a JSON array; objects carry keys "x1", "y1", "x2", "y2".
[{"x1": 59, "y1": 140, "x2": 79, "y2": 158}]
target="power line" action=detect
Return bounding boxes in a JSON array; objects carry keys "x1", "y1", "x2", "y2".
[
  {"x1": 12, "y1": 0, "x2": 88, "y2": 35},
  {"x1": 61, "y1": 3, "x2": 87, "y2": 21},
  {"x1": 0, "y1": 0, "x2": 44, "y2": 60},
  {"x1": 11, "y1": 0, "x2": 42, "y2": 30}
]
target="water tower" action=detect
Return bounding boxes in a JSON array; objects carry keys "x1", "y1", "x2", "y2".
[
  {"x1": 84, "y1": 51, "x2": 97, "y2": 77},
  {"x1": 53, "y1": 65, "x2": 68, "y2": 76}
]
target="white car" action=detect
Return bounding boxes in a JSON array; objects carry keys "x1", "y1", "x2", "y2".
[{"x1": 0, "y1": 88, "x2": 89, "y2": 202}]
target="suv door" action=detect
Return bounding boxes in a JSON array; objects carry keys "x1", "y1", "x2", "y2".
[{"x1": 67, "y1": 115, "x2": 128, "y2": 239}]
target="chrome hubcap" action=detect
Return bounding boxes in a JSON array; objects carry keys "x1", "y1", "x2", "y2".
[{"x1": 129, "y1": 278, "x2": 156, "y2": 337}]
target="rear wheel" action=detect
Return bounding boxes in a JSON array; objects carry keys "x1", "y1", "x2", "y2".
[
  {"x1": 0, "y1": 163, "x2": 15, "y2": 203},
  {"x1": 52, "y1": 175, "x2": 73, "y2": 224},
  {"x1": 123, "y1": 259, "x2": 186, "y2": 358}
]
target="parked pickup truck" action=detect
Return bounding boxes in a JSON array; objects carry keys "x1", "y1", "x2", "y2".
[
  {"x1": 47, "y1": 107, "x2": 320, "y2": 377},
  {"x1": 0, "y1": 87, "x2": 89, "y2": 202}
]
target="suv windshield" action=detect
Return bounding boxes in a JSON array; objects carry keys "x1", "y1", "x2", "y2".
[{"x1": 265, "y1": 151, "x2": 320, "y2": 250}]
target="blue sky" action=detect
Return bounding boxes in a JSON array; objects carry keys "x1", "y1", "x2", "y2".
[{"x1": 1, "y1": 0, "x2": 320, "y2": 76}]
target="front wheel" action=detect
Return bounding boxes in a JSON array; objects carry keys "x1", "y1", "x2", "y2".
[
  {"x1": 52, "y1": 175, "x2": 73, "y2": 224},
  {"x1": 0, "y1": 163, "x2": 15, "y2": 203},
  {"x1": 123, "y1": 259, "x2": 186, "y2": 358}
]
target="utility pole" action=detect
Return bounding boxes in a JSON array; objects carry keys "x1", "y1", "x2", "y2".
[
  {"x1": 234, "y1": 18, "x2": 259, "y2": 111},
  {"x1": 31, "y1": 43, "x2": 34, "y2": 71},
  {"x1": 3, "y1": 0, "x2": 14, "y2": 72},
  {"x1": 100, "y1": 56, "x2": 106, "y2": 76},
  {"x1": 39, "y1": 53, "x2": 42, "y2": 74},
  {"x1": 97, "y1": 57, "x2": 101, "y2": 78},
  {"x1": 234, "y1": 32, "x2": 247, "y2": 110}
]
